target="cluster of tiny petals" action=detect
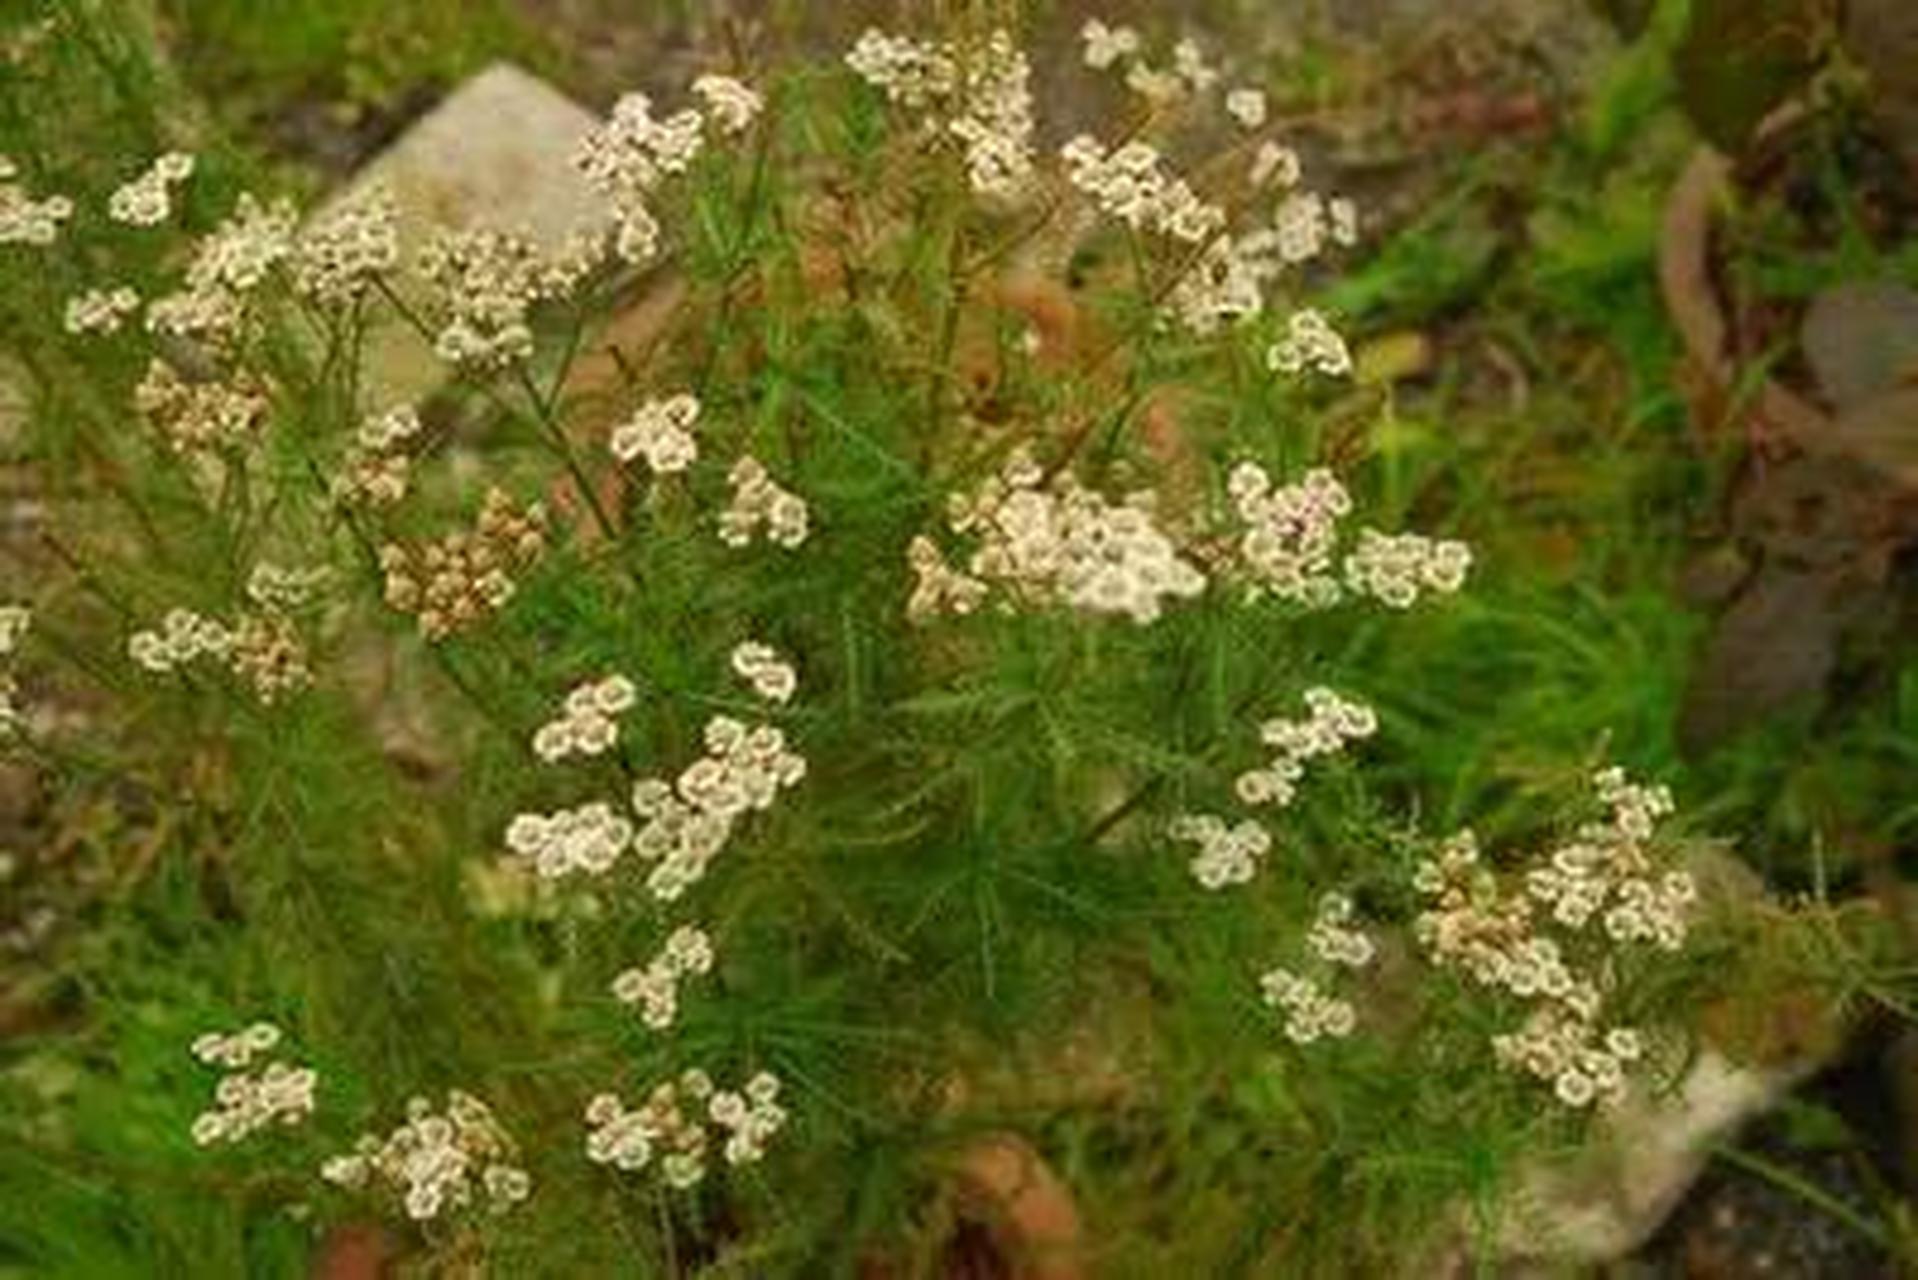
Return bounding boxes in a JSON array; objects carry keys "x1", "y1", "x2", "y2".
[
  {"x1": 846, "y1": 29, "x2": 1035, "y2": 202},
  {"x1": 64, "y1": 286, "x2": 140, "y2": 336},
  {"x1": 1060, "y1": 134, "x2": 1223, "y2": 245},
  {"x1": 1224, "y1": 462, "x2": 1350, "y2": 606},
  {"x1": 573, "y1": 83, "x2": 724, "y2": 264},
  {"x1": 1342, "y1": 528, "x2": 1472, "y2": 610},
  {"x1": 1259, "y1": 967, "x2": 1357, "y2": 1043},
  {"x1": 506, "y1": 800, "x2": 633, "y2": 879},
  {"x1": 610, "y1": 924, "x2": 714, "y2": 1030},
  {"x1": 628, "y1": 714, "x2": 806, "y2": 900},
  {"x1": 1168, "y1": 812, "x2": 1271, "y2": 890},
  {"x1": 321, "y1": 1091, "x2": 530, "y2": 1221},
  {"x1": 905, "y1": 535, "x2": 988, "y2": 622},
  {"x1": 1413, "y1": 769, "x2": 1694, "y2": 1108},
  {"x1": 729, "y1": 641, "x2": 795, "y2": 704},
  {"x1": 610, "y1": 393, "x2": 699, "y2": 473},
  {"x1": 691, "y1": 75, "x2": 763, "y2": 135},
  {"x1": 939, "y1": 448, "x2": 1206, "y2": 625},
  {"x1": 719, "y1": 456, "x2": 809, "y2": 549},
  {"x1": 531, "y1": 674, "x2": 637, "y2": 762},
  {"x1": 188, "y1": 1022, "x2": 317, "y2": 1147},
  {"x1": 333, "y1": 404, "x2": 423, "y2": 508},
  {"x1": 1235, "y1": 686, "x2": 1376, "y2": 809},
  {"x1": 107, "y1": 151, "x2": 193, "y2": 226},
  {"x1": 129, "y1": 600, "x2": 311, "y2": 704},
  {"x1": 292, "y1": 185, "x2": 400, "y2": 308},
  {"x1": 1250, "y1": 142, "x2": 1302, "y2": 190},
  {"x1": 586, "y1": 1069, "x2": 785, "y2": 1187},
  {"x1": 1268, "y1": 308, "x2": 1353, "y2": 378},
  {"x1": 1524, "y1": 767, "x2": 1694, "y2": 950},
  {"x1": 133, "y1": 361, "x2": 270, "y2": 456},
  {"x1": 0, "y1": 155, "x2": 73, "y2": 245},
  {"x1": 418, "y1": 225, "x2": 601, "y2": 368},
  {"x1": 1077, "y1": 22, "x2": 1216, "y2": 103},
  {"x1": 379, "y1": 488, "x2": 547, "y2": 641},
  {"x1": 1306, "y1": 892, "x2": 1376, "y2": 967},
  {"x1": 147, "y1": 194, "x2": 296, "y2": 348},
  {"x1": 1079, "y1": 20, "x2": 1141, "y2": 71},
  {"x1": 1226, "y1": 87, "x2": 1269, "y2": 129},
  {"x1": 0, "y1": 604, "x2": 27, "y2": 736}
]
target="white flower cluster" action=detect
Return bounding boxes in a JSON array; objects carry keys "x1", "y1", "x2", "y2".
[
  {"x1": 1220, "y1": 461, "x2": 1471, "y2": 610},
  {"x1": 379, "y1": 488, "x2": 549, "y2": 640},
  {"x1": 1413, "y1": 771, "x2": 1695, "y2": 1108},
  {"x1": 1059, "y1": 135, "x2": 1224, "y2": 244},
  {"x1": 1275, "y1": 190, "x2": 1358, "y2": 261},
  {"x1": 846, "y1": 29, "x2": 1035, "y2": 202},
  {"x1": 333, "y1": 403, "x2": 423, "y2": 508},
  {"x1": 1524, "y1": 767, "x2": 1695, "y2": 951},
  {"x1": 0, "y1": 156, "x2": 72, "y2": 245},
  {"x1": 610, "y1": 924, "x2": 714, "y2": 1030},
  {"x1": 729, "y1": 641, "x2": 795, "y2": 704},
  {"x1": 531, "y1": 674, "x2": 638, "y2": 762},
  {"x1": 1223, "y1": 462, "x2": 1348, "y2": 606},
  {"x1": 905, "y1": 535, "x2": 988, "y2": 622},
  {"x1": 132, "y1": 360, "x2": 270, "y2": 456},
  {"x1": 1225, "y1": 87, "x2": 1268, "y2": 129},
  {"x1": 0, "y1": 603, "x2": 27, "y2": 737},
  {"x1": 292, "y1": 185, "x2": 400, "y2": 308},
  {"x1": 629, "y1": 714, "x2": 807, "y2": 900},
  {"x1": 107, "y1": 151, "x2": 193, "y2": 227},
  {"x1": 574, "y1": 74, "x2": 753, "y2": 263},
  {"x1": 130, "y1": 578, "x2": 314, "y2": 706},
  {"x1": 1250, "y1": 142, "x2": 1302, "y2": 189},
  {"x1": 321, "y1": 1091, "x2": 531, "y2": 1221},
  {"x1": 417, "y1": 225, "x2": 600, "y2": 369},
  {"x1": 1342, "y1": 528, "x2": 1473, "y2": 609},
  {"x1": 1168, "y1": 812, "x2": 1271, "y2": 890},
  {"x1": 1077, "y1": 22, "x2": 1219, "y2": 106},
  {"x1": 129, "y1": 607, "x2": 232, "y2": 675},
  {"x1": 244, "y1": 562, "x2": 328, "y2": 614},
  {"x1": 1235, "y1": 686, "x2": 1377, "y2": 809},
  {"x1": 938, "y1": 448, "x2": 1206, "y2": 625},
  {"x1": 1305, "y1": 891, "x2": 1376, "y2": 968},
  {"x1": 610, "y1": 392, "x2": 700, "y2": 474},
  {"x1": 188, "y1": 1021, "x2": 317, "y2": 1146},
  {"x1": 504, "y1": 800, "x2": 633, "y2": 879},
  {"x1": 64, "y1": 286, "x2": 140, "y2": 336},
  {"x1": 691, "y1": 75, "x2": 764, "y2": 136},
  {"x1": 719, "y1": 456, "x2": 810, "y2": 549},
  {"x1": 1267, "y1": 307, "x2": 1352, "y2": 378},
  {"x1": 1258, "y1": 967, "x2": 1356, "y2": 1043},
  {"x1": 585, "y1": 1068, "x2": 785, "y2": 1188},
  {"x1": 146, "y1": 194, "x2": 296, "y2": 348}
]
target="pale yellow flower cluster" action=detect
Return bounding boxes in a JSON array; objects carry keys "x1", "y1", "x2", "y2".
[
  {"x1": 0, "y1": 155, "x2": 72, "y2": 245},
  {"x1": 609, "y1": 392, "x2": 700, "y2": 474},
  {"x1": 332, "y1": 404, "x2": 423, "y2": 509},
  {"x1": 1168, "y1": 812, "x2": 1271, "y2": 890},
  {"x1": 291, "y1": 185, "x2": 400, "y2": 309},
  {"x1": 321, "y1": 1091, "x2": 531, "y2": 1221},
  {"x1": 129, "y1": 596, "x2": 313, "y2": 705},
  {"x1": 585, "y1": 1068, "x2": 785, "y2": 1188},
  {"x1": 1413, "y1": 769, "x2": 1696, "y2": 1108},
  {"x1": 847, "y1": 28, "x2": 1035, "y2": 202},
  {"x1": 629, "y1": 714, "x2": 807, "y2": 900},
  {"x1": 132, "y1": 360, "x2": 271, "y2": 457},
  {"x1": 729, "y1": 640, "x2": 795, "y2": 704},
  {"x1": 146, "y1": 194, "x2": 295, "y2": 348},
  {"x1": 378, "y1": 487, "x2": 548, "y2": 640},
  {"x1": 63, "y1": 285, "x2": 140, "y2": 336},
  {"x1": 107, "y1": 151, "x2": 193, "y2": 227},
  {"x1": 0, "y1": 603, "x2": 30, "y2": 736},
  {"x1": 531, "y1": 674, "x2": 638, "y2": 763},
  {"x1": 417, "y1": 225, "x2": 601, "y2": 369},
  {"x1": 189, "y1": 1022, "x2": 318, "y2": 1146},
  {"x1": 719, "y1": 456, "x2": 810, "y2": 549},
  {"x1": 610, "y1": 924, "x2": 714, "y2": 1030},
  {"x1": 1235, "y1": 686, "x2": 1377, "y2": 809}
]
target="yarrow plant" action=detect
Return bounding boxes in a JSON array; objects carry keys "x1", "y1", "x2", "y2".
[{"x1": 0, "y1": 10, "x2": 1793, "y2": 1277}]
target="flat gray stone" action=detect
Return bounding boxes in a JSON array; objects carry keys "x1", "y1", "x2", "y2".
[{"x1": 323, "y1": 62, "x2": 609, "y2": 408}]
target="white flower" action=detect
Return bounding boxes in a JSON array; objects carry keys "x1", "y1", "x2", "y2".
[
  {"x1": 108, "y1": 152, "x2": 193, "y2": 227},
  {"x1": 730, "y1": 641, "x2": 797, "y2": 704},
  {"x1": 1267, "y1": 308, "x2": 1352, "y2": 378},
  {"x1": 64, "y1": 286, "x2": 140, "y2": 335},
  {"x1": 1079, "y1": 19, "x2": 1140, "y2": 70},
  {"x1": 610, "y1": 393, "x2": 700, "y2": 473},
  {"x1": 1225, "y1": 87, "x2": 1268, "y2": 130},
  {"x1": 692, "y1": 75, "x2": 764, "y2": 134}
]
